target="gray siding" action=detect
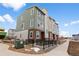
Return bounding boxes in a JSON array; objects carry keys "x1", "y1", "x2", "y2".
[
  {"x1": 16, "y1": 7, "x2": 45, "y2": 32},
  {"x1": 34, "y1": 8, "x2": 45, "y2": 31}
]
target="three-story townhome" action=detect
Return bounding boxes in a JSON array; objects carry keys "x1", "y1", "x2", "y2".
[{"x1": 15, "y1": 6, "x2": 59, "y2": 45}]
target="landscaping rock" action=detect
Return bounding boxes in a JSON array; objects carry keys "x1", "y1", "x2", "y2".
[{"x1": 31, "y1": 47, "x2": 40, "y2": 53}]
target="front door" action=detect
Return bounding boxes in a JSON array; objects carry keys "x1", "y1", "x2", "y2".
[
  {"x1": 53, "y1": 34, "x2": 55, "y2": 40},
  {"x1": 41, "y1": 32, "x2": 45, "y2": 40}
]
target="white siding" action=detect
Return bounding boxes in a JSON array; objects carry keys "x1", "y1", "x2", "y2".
[
  {"x1": 45, "y1": 15, "x2": 59, "y2": 39},
  {"x1": 8, "y1": 29, "x2": 15, "y2": 38},
  {"x1": 72, "y1": 35, "x2": 79, "y2": 40},
  {"x1": 15, "y1": 30, "x2": 28, "y2": 40},
  {"x1": 52, "y1": 21, "x2": 55, "y2": 34},
  {"x1": 45, "y1": 15, "x2": 49, "y2": 38}
]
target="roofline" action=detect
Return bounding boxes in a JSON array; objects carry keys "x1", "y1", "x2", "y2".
[
  {"x1": 34, "y1": 6, "x2": 45, "y2": 15},
  {"x1": 72, "y1": 34, "x2": 79, "y2": 36},
  {"x1": 48, "y1": 16, "x2": 58, "y2": 25},
  {"x1": 24, "y1": 6, "x2": 46, "y2": 15}
]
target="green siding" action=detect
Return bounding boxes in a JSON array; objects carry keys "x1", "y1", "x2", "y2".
[
  {"x1": 34, "y1": 7, "x2": 45, "y2": 31},
  {"x1": 16, "y1": 7, "x2": 45, "y2": 31}
]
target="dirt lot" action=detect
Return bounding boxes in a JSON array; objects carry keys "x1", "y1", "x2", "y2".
[{"x1": 67, "y1": 41, "x2": 79, "y2": 56}]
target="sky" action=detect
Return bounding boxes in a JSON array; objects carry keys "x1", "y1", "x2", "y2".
[{"x1": 0, "y1": 3, "x2": 79, "y2": 37}]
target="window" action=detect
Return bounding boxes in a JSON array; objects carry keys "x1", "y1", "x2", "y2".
[
  {"x1": 21, "y1": 23, "x2": 24, "y2": 30},
  {"x1": 30, "y1": 32, "x2": 32, "y2": 37},
  {"x1": 37, "y1": 19, "x2": 41, "y2": 28},
  {"x1": 29, "y1": 31, "x2": 33, "y2": 39},
  {"x1": 37, "y1": 10, "x2": 41, "y2": 17},
  {"x1": 30, "y1": 19, "x2": 33, "y2": 27},
  {"x1": 36, "y1": 31, "x2": 40, "y2": 39},
  {"x1": 38, "y1": 21, "x2": 43, "y2": 29},
  {"x1": 31, "y1": 8, "x2": 34, "y2": 15},
  {"x1": 38, "y1": 24, "x2": 40, "y2": 27}
]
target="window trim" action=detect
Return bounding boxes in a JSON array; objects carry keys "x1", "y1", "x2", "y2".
[
  {"x1": 21, "y1": 23, "x2": 24, "y2": 30},
  {"x1": 31, "y1": 8, "x2": 34, "y2": 15}
]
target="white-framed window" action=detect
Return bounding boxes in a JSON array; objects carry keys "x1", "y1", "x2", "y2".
[
  {"x1": 31, "y1": 8, "x2": 34, "y2": 15},
  {"x1": 30, "y1": 19, "x2": 33, "y2": 27},
  {"x1": 36, "y1": 31, "x2": 40, "y2": 39},
  {"x1": 37, "y1": 18, "x2": 41, "y2": 28},
  {"x1": 39, "y1": 11, "x2": 41, "y2": 17},
  {"x1": 37, "y1": 10, "x2": 41, "y2": 17},
  {"x1": 21, "y1": 23, "x2": 24, "y2": 30},
  {"x1": 29, "y1": 31, "x2": 33, "y2": 39},
  {"x1": 37, "y1": 20, "x2": 44, "y2": 29}
]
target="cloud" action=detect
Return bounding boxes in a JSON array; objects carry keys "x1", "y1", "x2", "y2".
[
  {"x1": 70, "y1": 20, "x2": 79, "y2": 25},
  {"x1": 64, "y1": 20, "x2": 79, "y2": 27},
  {"x1": 2, "y1": 3, "x2": 26, "y2": 11},
  {"x1": 0, "y1": 14, "x2": 14, "y2": 23},
  {"x1": 64, "y1": 24, "x2": 69, "y2": 27},
  {"x1": 60, "y1": 31, "x2": 70, "y2": 37},
  {"x1": 0, "y1": 16, "x2": 5, "y2": 22},
  {"x1": 3, "y1": 14, "x2": 14, "y2": 23},
  {"x1": 0, "y1": 14, "x2": 15, "y2": 31}
]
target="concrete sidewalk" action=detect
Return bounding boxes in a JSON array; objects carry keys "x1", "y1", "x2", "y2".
[{"x1": 43, "y1": 39, "x2": 69, "y2": 56}]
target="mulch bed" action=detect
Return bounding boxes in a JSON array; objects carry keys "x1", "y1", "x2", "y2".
[
  {"x1": 8, "y1": 44, "x2": 45, "y2": 54},
  {"x1": 8, "y1": 44, "x2": 58, "y2": 54}
]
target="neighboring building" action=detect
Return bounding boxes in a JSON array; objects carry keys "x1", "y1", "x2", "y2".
[
  {"x1": 15, "y1": 6, "x2": 59, "y2": 41},
  {"x1": 72, "y1": 34, "x2": 79, "y2": 40},
  {"x1": 0, "y1": 28, "x2": 6, "y2": 39},
  {"x1": 8, "y1": 29, "x2": 15, "y2": 39}
]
